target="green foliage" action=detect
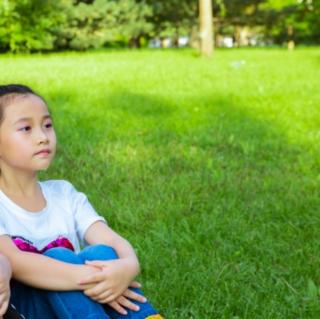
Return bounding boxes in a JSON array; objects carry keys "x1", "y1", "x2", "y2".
[
  {"x1": 56, "y1": 0, "x2": 152, "y2": 50},
  {"x1": 0, "y1": 0, "x2": 70, "y2": 52},
  {"x1": 213, "y1": 0, "x2": 266, "y2": 26},
  {"x1": 261, "y1": 0, "x2": 297, "y2": 10},
  {"x1": 0, "y1": 0, "x2": 152, "y2": 52},
  {"x1": 260, "y1": 0, "x2": 320, "y2": 44},
  {"x1": 143, "y1": 0, "x2": 198, "y2": 38}
]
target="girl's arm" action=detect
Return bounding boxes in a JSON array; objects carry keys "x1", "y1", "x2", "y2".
[
  {"x1": 80, "y1": 221, "x2": 140, "y2": 302},
  {"x1": 0, "y1": 254, "x2": 11, "y2": 316},
  {"x1": 84, "y1": 221, "x2": 140, "y2": 275},
  {"x1": 0, "y1": 235, "x2": 98, "y2": 291}
]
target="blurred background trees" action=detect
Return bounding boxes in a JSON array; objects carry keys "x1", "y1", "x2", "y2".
[{"x1": 0, "y1": 0, "x2": 318, "y2": 53}]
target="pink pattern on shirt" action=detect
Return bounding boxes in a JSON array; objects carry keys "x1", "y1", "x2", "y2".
[{"x1": 12, "y1": 236, "x2": 75, "y2": 254}]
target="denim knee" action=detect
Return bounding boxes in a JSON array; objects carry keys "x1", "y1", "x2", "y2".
[
  {"x1": 44, "y1": 247, "x2": 82, "y2": 264},
  {"x1": 79, "y1": 244, "x2": 118, "y2": 262}
]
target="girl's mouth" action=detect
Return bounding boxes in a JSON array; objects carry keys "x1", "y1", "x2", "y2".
[{"x1": 35, "y1": 149, "x2": 51, "y2": 156}]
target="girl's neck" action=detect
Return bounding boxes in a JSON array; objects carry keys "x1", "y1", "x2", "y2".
[{"x1": 0, "y1": 169, "x2": 39, "y2": 197}]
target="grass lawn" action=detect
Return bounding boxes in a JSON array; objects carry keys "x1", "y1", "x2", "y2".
[{"x1": 0, "y1": 47, "x2": 319, "y2": 318}]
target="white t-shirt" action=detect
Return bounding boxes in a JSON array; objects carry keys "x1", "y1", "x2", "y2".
[{"x1": 0, "y1": 180, "x2": 105, "y2": 253}]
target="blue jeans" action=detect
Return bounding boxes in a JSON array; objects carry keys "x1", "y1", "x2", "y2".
[{"x1": 10, "y1": 245, "x2": 158, "y2": 319}]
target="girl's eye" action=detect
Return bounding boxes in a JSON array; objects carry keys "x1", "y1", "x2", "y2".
[
  {"x1": 44, "y1": 122, "x2": 53, "y2": 129},
  {"x1": 19, "y1": 126, "x2": 31, "y2": 132}
]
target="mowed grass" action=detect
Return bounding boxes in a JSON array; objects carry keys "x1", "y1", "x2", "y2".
[{"x1": 0, "y1": 48, "x2": 320, "y2": 318}]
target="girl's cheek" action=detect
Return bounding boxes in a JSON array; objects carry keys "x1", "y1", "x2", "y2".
[{"x1": 50, "y1": 130, "x2": 57, "y2": 142}]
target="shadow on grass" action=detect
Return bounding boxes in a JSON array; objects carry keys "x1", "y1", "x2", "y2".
[{"x1": 43, "y1": 89, "x2": 319, "y2": 318}]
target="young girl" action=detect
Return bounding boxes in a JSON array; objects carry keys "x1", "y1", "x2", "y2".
[{"x1": 0, "y1": 84, "x2": 163, "y2": 319}]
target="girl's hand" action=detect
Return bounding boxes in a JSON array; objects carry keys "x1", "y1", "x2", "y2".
[
  {"x1": 106, "y1": 281, "x2": 148, "y2": 315},
  {"x1": 0, "y1": 275, "x2": 10, "y2": 316},
  {"x1": 0, "y1": 293, "x2": 9, "y2": 317},
  {"x1": 79, "y1": 258, "x2": 138, "y2": 302}
]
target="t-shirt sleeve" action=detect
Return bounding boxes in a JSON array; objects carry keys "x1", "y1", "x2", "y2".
[{"x1": 63, "y1": 181, "x2": 106, "y2": 242}]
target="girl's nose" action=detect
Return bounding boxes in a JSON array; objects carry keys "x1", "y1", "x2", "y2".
[{"x1": 37, "y1": 129, "x2": 49, "y2": 144}]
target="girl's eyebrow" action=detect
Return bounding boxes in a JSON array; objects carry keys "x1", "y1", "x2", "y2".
[{"x1": 13, "y1": 114, "x2": 52, "y2": 124}]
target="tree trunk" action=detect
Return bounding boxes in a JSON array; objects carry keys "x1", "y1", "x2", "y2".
[
  {"x1": 287, "y1": 25, "x2": 295, "y2": 50},
  {"x1": 173, "y1": 26, "x2": 179, "y2": 47},
  {"x1": 199, "y1": 0, "x2": 214, "y2": 56}
]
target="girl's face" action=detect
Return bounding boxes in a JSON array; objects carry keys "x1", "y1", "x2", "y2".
[{"x1": 0, "y1": 94, "x2": 56, "y2": 173}]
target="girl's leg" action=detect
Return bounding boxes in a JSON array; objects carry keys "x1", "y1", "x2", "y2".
[
  {"x1": 79, "y1": 245, "x2": 159, "y2": 319},
  {"x1": 10, "y1": 280, "x2": 56, "y2": 319},
  {"x1": 3, "y1": 303, "x2": 25, "y2": 319},
  {"x1": 44, "y1": 247, "x2": 110, "y2": 319}
]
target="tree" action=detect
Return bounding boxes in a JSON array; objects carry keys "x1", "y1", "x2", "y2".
[
  {"x1": 141, "y1": 0, "x2": 198, "y2": 46},
  {"x1": 0, "y1": 0, "x2": 70, "y2": 52},
  {"x1": 199, "y1": 0, "x2": 213, "y2": 56},
  {"x1": 259, "y1": 0, "x2": 320, "y2": 46},
  {"x1": 54, "y1": 0, "x2": 153, "y2": 50},
  {"x1": 0, "y1": 0, "x2": 152, "y2": 52}
]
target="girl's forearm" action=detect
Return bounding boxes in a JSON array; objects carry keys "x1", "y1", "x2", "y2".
[
  {"x1": 85, "y1": 222, "x2": 140, "y2": 276},
  {"x1": 112, "y1": 237, "x2": 140, "y2": 275},
  {"x1": 10, "y1": 251, "x2": 97, "y2": 291},
  {"x1": 0, "y1": 254, "x2": 11, "y2": 279}
]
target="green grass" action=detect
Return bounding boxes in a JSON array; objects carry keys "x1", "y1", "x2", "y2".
[{"x1": 1, "y1": 47, "x2": 320, "y2": 318}]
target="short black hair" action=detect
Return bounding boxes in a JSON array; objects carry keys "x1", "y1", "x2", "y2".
[
  {"x1": 0, "y1": 84, "x2": 45, "y2": 123},
  {"x1": 0, "y1": 84, "x2": 36, "y2": 96}
]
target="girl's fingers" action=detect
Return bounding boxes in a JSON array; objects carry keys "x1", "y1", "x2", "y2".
[
  {"x1": 84, "y1": 282, "x2": 109, "y2": 298},
  {"x1": 123, "y1": 289, "x2": 147, "y2": 303},
  {"x1": 129, "y1": 281, "x2": 142, "y2": 288},
  {"x1": 107, "y1": 301, "x2": 128, "y2": 316},
  {"x1": 0, "y1": 294, "x2": 8, "y2": 309},
  {"x1": 94, "y1": 290, "x2": 115, "y2": 302},
  {"x1": 0, "y1": 300, "x2": 9, "y2": 316},
  {"x1": 79, "y1": 271, "x2": 105, "y2": 285},
  {"x1": 85, "y1": 260, "x2": 109, "y2": 267},
  {"x1": 116, "y1": 295, "x2": 140, "y2": 312},
  {"x1": 89, "y1": 292, "x2": 115, "y2": 304},
  {"x1": 99, "y1": 294, "x2": 118, "y2": 304}
]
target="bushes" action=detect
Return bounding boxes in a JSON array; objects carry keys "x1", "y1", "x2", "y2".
[{"x1": 0, "y1": 0, "x2": 152, "y2": 52}]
